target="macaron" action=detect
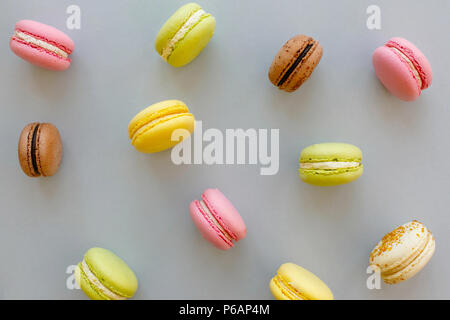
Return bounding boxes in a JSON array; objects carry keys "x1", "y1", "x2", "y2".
[
  {"x1": 128, "y1": 100, "x2": 195, "y2": 153},
  {"x1": 10, "y1": 20, "x2": 74, "y2": 71},
  {"x1": 75, "y1": 247, "x2": 138, "y2": 300},
  {"x1": 18, "y1": 122, "x2": 62, "y2": 177},
  {"x1": 373, "y1": 37, "x2": 432, "y2": 101},
  {"x1": 299, "y1": 143, "x2": 363, "y2": 186},
  {"x1": 270, "y1": 263, "x2": 333, "y2": 300},
  {"x1": 155, "y1": 3, "x2": 216, "y2": 67},
  {"x1": 189, "y1": 188, "x2": 246, "y2": 250},
  {"x1": 268, "y1": 34, "x2": 323, "y2": 92},
  {"x1": 369, "y1": 220, "x2": 435, "y2": 284}
]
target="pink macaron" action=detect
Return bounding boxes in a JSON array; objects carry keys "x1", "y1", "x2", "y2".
[
  {"x1": 372, "y1": 37, "x2": 432, "y2": 101},
  {"x1": 189, "y1": 189, "x2": 246, "y2": 250},
  {"x1": 10, "y1": 20, "x2": 74, "y2": 71}
]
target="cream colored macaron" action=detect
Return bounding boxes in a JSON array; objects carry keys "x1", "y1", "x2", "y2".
[{"x1": 369, "y1": 220, "x2": 435, "y2": 284}]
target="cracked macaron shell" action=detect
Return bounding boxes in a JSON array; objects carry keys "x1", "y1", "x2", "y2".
[
  {"x1": 299, "y1": 143, "x2": 363, "y2": 186},
  {"x1": 270, "y1": 263, "x2": 334, "y2": 300},
  {"x1": 189, "y1": 188, "x2": 246, "y2": 250},
  {"x1": 128, "y1": 100, "x2": 195, "y2": 153},
  {"x1": 155, "y1": 3, "x2": 216, "y2": 67},
  {"x1": 268, "y1": 34, "x2": 323, "y2": 92},
  {"x1": 372, "y1": 37, "x2": 432, "y2": 101},
  {"x1": 10, "y1": 20, "x2": 74, "y2": 71},
  {"x1": 77, "y1": 247, "x2": 138, "y2": 300},
  {"x1": 18, "y1": 122, "x2": 62, "y2": 177}
]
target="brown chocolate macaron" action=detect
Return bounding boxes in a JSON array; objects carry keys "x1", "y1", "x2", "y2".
[
  {"x1": 18, "y1": 122, "x2": 62, "y2": 177},
  {"x1": 268, "y1": 34, "x2": 323, "y2": 92}
]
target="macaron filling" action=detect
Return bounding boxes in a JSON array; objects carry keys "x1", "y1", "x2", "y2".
[
  {"x1": 80, "y1": 260, "x2": 126, "y2": 300},
  {"x1": 196, "y1": 199, "x2": 234, "y2": 244},
  {"x1": 277, "y1": 43, "x2": 314, "y2": 87},
  {"x1": 386, "y1": 42, "x2": 423, "y2": 89},
  {"x1": 273, "y1": 274, "x2": 307, "y2": 300},
  {"x1": 29, "y1": 123, "x2": 40, "y2": 175},
  {"x1": 12, "y1": 30, "x2": 70, "y2": 59},
  {"x1": 161, "y1": 9, "x2": 208, "y2": 61},
  {"x1": 300, "y1": 161, "x2": 361, "y2": 170}
]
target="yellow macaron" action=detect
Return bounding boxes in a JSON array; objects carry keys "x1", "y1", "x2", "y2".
[
  {"x1": 128, "y1": 100, "x2": 195, "y2": 153},
  {"x1": 270, "y1": 263, "x2": 334, "y2": 300}
]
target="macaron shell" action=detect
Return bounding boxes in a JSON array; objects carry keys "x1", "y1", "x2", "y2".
[
  {"x1": 383, "y1": 237, "x2": 435, "y2": 284},
  {"x1": 15, "y1": 20, "x2": 74, "y2": 52},
  {"x1": 189, "y1": 201, "x2": 233, "y2": 250},
  {"x1": 373, "y1": 46, "x2": 421, "y2": 101},
  {"x1": 10, "y1": 39, "x2": 71, "y2": 71},
  {"x1": 281, "y1": 42, "x2": 322, "y2": 92},
  {"x1": 273, "y1": 263, "x2": 334, "y2": 300},
  {"x1": 300, "y1": 143, "x2": 362, "y2": 163},
  {"x1": 299, "y1": 167, "x2": 363, "y2": 186},
  {"x1": 202, "y1": 188, "x2": 246, "y2": 240},
  {"x1": 35, "y1": 123, "x2": 62, "y2": 177},
  {"x1": 128, "y1": 100, "x2": 187, "y2": 138},
  {"x1": 155, "y1": 3, "x2": 202, "y2": 55},
  {"x1": 269, "y1": 278, "x2": 291, "y2": 300},
  {"x1": 131, "y1": 114, "x2": 195, "y2": 153},
  {"x1": 167, "y1": 15, "x2": 216, "y2": 67},
  {"x1": 84, "y1": 248, "x2": 138, "y2": 298},
  {"x1": 389, "y1": 37, "x2": 432, "y2": 89}
]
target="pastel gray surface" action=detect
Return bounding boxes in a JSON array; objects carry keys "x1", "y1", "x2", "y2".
[{"x1": 0, "y1": 0, "x2": 449, "y2": 299}]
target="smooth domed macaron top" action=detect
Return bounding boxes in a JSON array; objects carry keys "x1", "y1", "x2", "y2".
[
  {"x1": 370, "y1": 221, "x2": 433, "y2": 269},
  {"x1": 387, "y1": 37, "x2": 432, "y2": 90},
  {"x1": 155, "y1": 3, "x2": 203, "y2": 55},
  {"x1": 274, "y1": 263, "x2": 333, "y2": 300},
  {"x1": 300, "y1": 143, "x2": 362, "y2": 163},
  {"x1": 202, "y1": 188, "x2": 247, "y2": 241},
  {"x1": 83, "y1": 247, "x2": 138, "y2": 298},
  {"x1": 15, "y1": 20, "x2": 74, "y2": 53}
]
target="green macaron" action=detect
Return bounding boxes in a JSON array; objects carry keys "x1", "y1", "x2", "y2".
[
  {"x1": 299, "y1": 143, "x2": 363, "y2": 186},
  {"x1": 75, "y1": 247, "x2": 138, "y2": 300},
  {"x1": 155, "y1": 3, "x2": 216, "y2": 67}
]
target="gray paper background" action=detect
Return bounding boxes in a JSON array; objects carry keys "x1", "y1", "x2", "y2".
[{"x1": 1, "y1": 0, "x2": 449, "y2": 299}]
